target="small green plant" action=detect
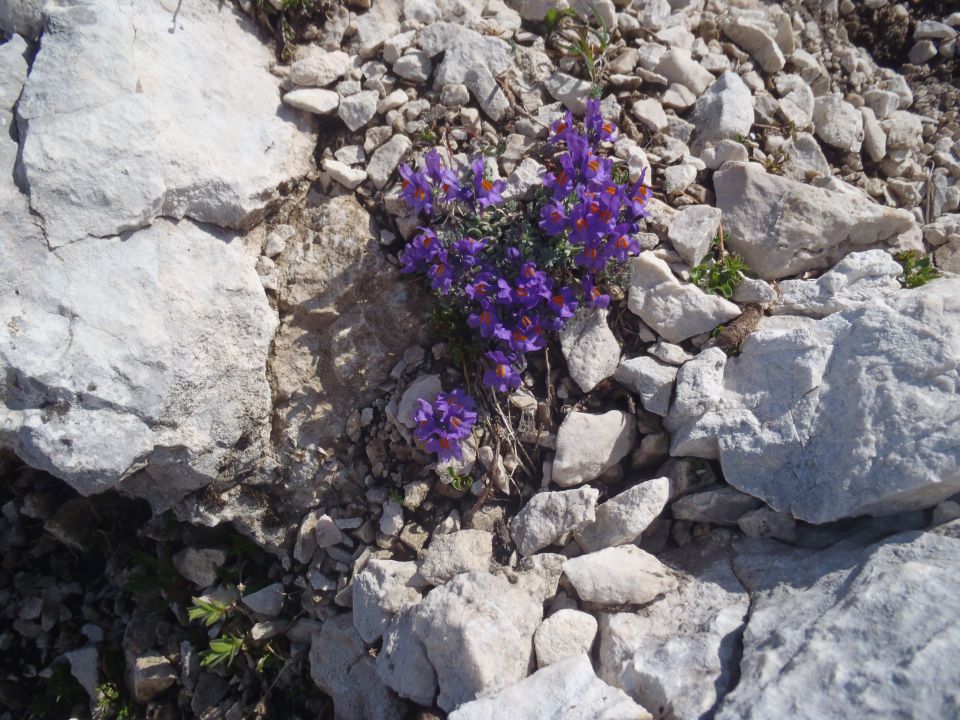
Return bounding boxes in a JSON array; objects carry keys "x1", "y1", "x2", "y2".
[
  {"x1": 387, "y1": 488, "x2": 404, "y2": 505},
  {"x1": 201, "y1": 635, "x2": 246, "y2": 669},
  {"x1": 895, "y1": 250, "x2": 939, "y2": 288},
  {"x1": 447, "y1": 467, "x2": 475, "y2": 492},
  {"x1": 544, "y1": 7, "x2": 611, "y2": 97},
  {"x1": 188, "y1": 596, "x2": 233, "y2": 626},
  {"x1": 96, "y1": 681, "x2": 136, "y2": 719},
  {"x1": 690, "y1": 251, "x2": 748, "y2": 298}
]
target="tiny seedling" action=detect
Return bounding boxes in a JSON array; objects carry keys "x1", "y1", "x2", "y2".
[
  {"x1": 96, "y1": 681, "x2": 135, "y2": 720},
  {"x1": 201, "y1": 635, "x2": 245, "y2": 669},
  {"x1": 690, "y1": 253, "x2": 748, "y2": 298},
  {"x1": 895, "y1": 250, "x2": 939, "y2": 288},
  {"x1": 447, "y1": 467, "x2": 475, "y2": 492},
  {"x1": 188, "y1": 596, "x2": 232, "y2": 627}
]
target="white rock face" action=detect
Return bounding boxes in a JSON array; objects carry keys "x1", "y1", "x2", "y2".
[
  {"x1": 812, "y1": 94, "x2": 864, "y2": 153},
  {"x1": 670, "y1": 485, "x2": 762, "y2": 525},
  {"x1": 419, "y1": 529, "x2": 493, "y2": 585},
  {"x1": 16, "y1": 0, "x2": 315, "y2": 248},
  {"x1": 614, "y1": 356, "x2": 678, "y2": 417},
  {"x1": 419, "y1": 22, "x2": 512, "y2": 120},
  {"x1": 0, "y1": 0, "x2": 43, "y2": 38},
  {"x1": 290, "y1": 49, "x2": 351, "y2": 87},
  {"x1": 714, "y1": 163, "x2": 917, "y2": 280},
  {"x1": 772, "y1": 249, "x2": 903, "y2": 318},
  {"x1": 666, "y1": 279, "x2": 960, "y2": 523},
  {"x1": 534, "y1": 610, "x2": 598, "y2": 668},
  {"x1": 552, "y1": 410, "x2": 637, "y2": 488},
  {"x1": 0, "y1": 216, "x2": 277, "y2": 505},
  {"x1": 717, "y1": 522, "x2": 960, "y2": 719},
  {"x1": 284, "y1": 88, "x2": 340, "y2": 115},
  {"x1": 413, "y1": 571, "x2": 543, "y2": 712},
  {"x1": 668, "y1": 205, "x2": 722, "y2": 267},
  {"x1": 575, "y1": 477, "x2": 671, "y2": 552},
  {"x1": 599, "y1": 541, "x2": 748, "y2": 720},
  {"x1": 352, "y1": 559, "x2": 425, "y2": 643},
  {"x1": 448, "y1": 655, "x2": 652, "y2": 720},
  {"x1": 509, "y1": 487, "x2": 599, "y2": 556},
  {"x1": 690, "y1": 72, "x2": 754, "y2": 151},
  {"x1": 563, "y1": 545, "x2": 677, "y2": 606},
  {"x1": 310, "y1": 613, "x2": 406, "y2": 720},
  {"x1": 376, "y1": 608, "x2": 438, "y2": 706},
  {"x1": 627, "y1": 252, "x2": 741, "y2": 343},
  {"x1": 721, "y1": 13, "x2": 786, "y2": 73},
  {"x1": 560, "y1": 307, "x2": 620, "y2": 393},
  {"x1": 655, "y1": 49, "x2": 714, "y2": 96}
]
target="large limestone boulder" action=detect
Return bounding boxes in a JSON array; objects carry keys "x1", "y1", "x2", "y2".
[
  {"x1": 16, "y1": 0, "x2": 316, "y2": 248},
  {"x1": 717, "y1": 521, "x2": 960, "y2": 719},
  {"x1": 666, "y1": 279, "x2": 960, "y2": 523},
  {"x1": 714, "y1": 163, "x2": 917, "y2": 280}
]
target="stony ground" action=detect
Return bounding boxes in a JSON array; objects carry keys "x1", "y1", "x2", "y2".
[{"x1": 1, "y1": 0, "x2": 960, "y2": 718}]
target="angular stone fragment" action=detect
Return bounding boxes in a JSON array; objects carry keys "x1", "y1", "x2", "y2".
[
  {"x1": 575, "y1": 477, "x2": 671, "y2": 552},
  {"x1": 534, "y1": 610, "x2": 598, "y2": 668},
  {"x1": 352, "y1": 559, "x2": 425, "y2": 643},
  {"x1": 614, "y1": 356, "x2": 678, "y2": 417},
  {"x1": 509, "y1": 487, "x2": 599, "y2": 556},
  {"x1": 667, "y1": 205, "x2": 722, "y2": 267},
  {"x1": 563, "y1": 545, "x2": 677, "y2": 607},
  {"x1": 670, "y1": 485, "x2": 762, "y2": 525},
  {"x1": 419, "y1": 529, "x2": 493, "y2": 585},
  {"x1": 812, "y1": 94, "x2": 864, "y2": 153},
  {"x1": 690, "y1": 72, "x2": 754, "y2": 151},
  {"x1": 666, "y1": 279, "x2": 960, "y2": 523},
  {"x1": 560, "y1": 307, "x2": 620, "y2": 393},
  {"x1": 552, "y1": 411, "x2": 637, "y2": 488},
  {"x1": 714, "y1": 162, "x2": 917, "y2": 279},
  {"x1": 376, "y1": 608, "x2": 437, "y2": 706},
  {"x1": 448, "y1": 655, "x2": 651, "y2": 720}
]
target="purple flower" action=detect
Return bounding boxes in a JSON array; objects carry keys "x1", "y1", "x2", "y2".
[
  {"x1": 548, "y1": 110, "x2": 576, "y2": 145},
  {"x1": 506, "y1": 312, "x2": 547, "y2": 353},
  {"x1": 413, "y1": 389, "x2": 477, "y2": 462},
  {"x1": 467, "y1": 303, "x2": 504, "y2": 339},
  {"x1": 539, "y1": 201, "x2": 568, "y2": 236},
  {"x1": 399, "y1": 163, "x2": 433, "y2": 216},
  {"x1": 547, "y1": 286, "x2": 579, "y2": 321},
  {"x1": 465, "y1": 271, "x2": 497, "y2": 302},
  {"x1": 581, "y1": 151, "x2": 613, "y2": 186},
  {"x1": 608, "y1": 227, "x2": 641, "y2": 263},
  {"x1": 482, "y1": 350, "x2": 522, "y2": 392},
  {"x1": 543, "y1": 152, "x2": 577, "y2": 200},
  {"x1": 584, "y1": 99, "x2": 618, "y2": 144},
  {"x1": 582, "y1": 274, "x2": 610, "y2": 309},
  {"x1": 453, "y1": 236, "x2": 487, "y2": 267},
  {"x1": 427, "y1": 250, "x2": 455, "y2": 294},
  {"x1": 625, "y1": 169, "x2": 652, "y2": 219},
  {"x1": 399, "y1": 228, "x2": 442, "y2": 273},
  {"x1": 425, "y1": 149, "x2": 463, "y2": 202},
  {"x1": 472, "y1": 158, "x2": 505, "y2": 208}
]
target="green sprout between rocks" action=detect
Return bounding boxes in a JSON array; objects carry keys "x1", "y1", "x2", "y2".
[
  {"x1": 544, "y1": 6, "x2": 612, "y2": 97},
  {"x1": 690, "y1": 232, "x2": 749, "y2": 298},
  {"x1": 895, "y1": 250, "x2": 940, "y2": 288},
  {"x1": 188, "y1": 595, "x2": 232, "y2": 626},
  {"x1": 447, "y1": 467, "x2": 475, "y2": 492},
  {"x1": 96, "y1": 681, "x2": 136, "y2": 720},
  {"x1": 201, "y1": 635, "x2": 246, "y2": 669}
]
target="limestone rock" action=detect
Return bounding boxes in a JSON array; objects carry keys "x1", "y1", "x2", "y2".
[
  {"x1": 16, "y1": 0, "x2": 315, "y2": 247},
  {"x1": 448, "y1": 654, "x2": 652, "y2": 720},
  {"x1": 690, "y1": 72, "x2": 754, "y2": 151},
  {"x1": 419, "y1": 529, "x2": 493, "y2": 585},
  {"x1": 509, "y1": 487, "x2": 599, "y2": 556},
  {"x1": 376, "y1": 608, "x2": 438, "y2": 706},
  {"x1": 812, "y1": 94, "x2": 864, "y2": 153},
  {"x1": 352, "y1": 559, "x2": 425, "y2": 643},
  {"x1": 714, "y1": 162, "x2": 917, "y2": 280},
  {"x1": 717, "y1": 522, "x2": 960, "y2": 719},
  {"x1": 614, "y1": 356, "x2": 678, "y2": 417},
  {"x1": 655, "y1": 49, "x2": 714, "y2": 96},
  {"x1": 575, "y1": 477, "x2": 671, "y2": 552},
  {"x1": 667, "y1": 205, "x2": 722, "y2": 267},
  {"x1": 599, "y1": 540, "x2": 748, "y2": 720},
  {"x1": 670, "y1": 485, "x2": 762, "y2": 526},
  {"x1": 368, "y1": 134, "x2": 413, "y2": 189},
  {"x1": 560, "y1": 307, "x2": 620, "y2": 393},
  {"x1": 666, "y1": 279, "x2": 960, "y2": 523},
  {"x1": 552, "y1": 411, "x2": 636, "y2": 488},
  {"x1": 130, "y1": 654, "x2": 177, "y2": 704},
  {"x1": 534, "y1": 610, "x2": 598, "y2": 668},
  {"x1": 172, "y1": 548, "x2": 227, "y2": 589},
  {"x1": 721, "y1": 13, "x2": 786, "y2": 73},
  {"x1": 627, "y1": 252, "x2": 741, "y2": 343},
  {"x1": 0, "y1": 0, "x2": 43, "y2": 38},
  {"x1": 563, "y1": 545, "x2": 677, "y2": 607},
  {"x1": 413, "y1": 571, "x2": 543, "y2": 711},
  {"x1": 772, "y1": 249, "x2": 903, "y2": 318},
  {"x1": 310, "y1": 613, "x2": 406, "y2": 720}
]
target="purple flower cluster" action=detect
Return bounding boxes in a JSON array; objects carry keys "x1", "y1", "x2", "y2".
[
  {"x1": 397, "y1": 100, "x2": 651, "y2": 462},
  {"x1": 414, "y1": 389, "x2": 478, "y2": 462},
  {"x1": 538, "y1": 100, "x2": 651, "y2": 308}
]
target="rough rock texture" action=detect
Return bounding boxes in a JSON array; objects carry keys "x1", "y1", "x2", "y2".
[
  {"x1": 413, "y1": 572, "x2": 543, "y2": 712},
  {"x1": 509, "y1": 487, "x2": 599, "y2": 556},
  {"x1": 551, "y1": 411, "x2": 636, "y2": 488},
  {"x1": 667, "y1": 205, "x2": 723, "y2": 267},
  {"x1": 628, "y1": 252, "x2": 741, "y2": 343},
  {"x1": 310, "y1": 613, "x2": 406, "y2": 720},
  {"x1": 16, "y1": 0, "x2": 315, "y2": 247},
  {"x1": 715, "y1": 163, "x2": 917, "y2": 280},
  {"x1": 614, "y1": 356, "x2": 678, "y2": 417},
  {"x1": 448, "y1": 655, "x2": 652, "y2": 720},
  {"x1": 772, "y1": 249, "x2": 903, "y2": 318},
  {"x1": 418, "y1": 529, "x2": 494, "y2": 585},
  {"x1": 533, "y1": 610, "x2": 598, "y2": 668},
  {"x1": 575, "y1": 477, "x2": 671, "y2": 553},
  {"x1": 563, "y1": 545, "x2": 678, "y2": 607},
  {"x1": 671, "y1": 485, "x2": 762, "y2": 526},
  {"x1": 717, "y1": 522, "x2": 960, "y2": 719},
  {"x1": 272, "y1": 194, "x2": 427, "y2": 454},
  {"x1": 690, "y1": 72, "x2": 754, "y2": 151},
  {"x1": 377, "y1": 608, "x2": 438, "y2": 706},
  {"x1": 560, "y1": 307, "x2": 620, "y2": 393},
  {"x1": 599, "y1": 539, "x2": 748, "y2": 720},
  {"x1": 0, "y1": 216, "x2": 277, "y2": 506},
  {"x1": 666, "y1": 279, "x2": 960, "y2": 523},
  {"x1": 352, "y1": 559, "x2": 425, "y2": 643}
]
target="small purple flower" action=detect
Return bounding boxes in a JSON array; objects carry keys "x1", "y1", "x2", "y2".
[
  {"x1": 465, "y1": 271, "x2": 496, "y2": 302},
  {"x1": 425, "y1": 149, "x2": 463, "y2": 203},
  {"x1": 543, "y1": 153, "x2": 577, "y2": 200},
  {"x1": 427, "y1": 250, "x2": 455, "y2": 294},
  {"x1": 482, "y1": 350, "x2": 522, "y2": 392},
  {"x1": 582, "y1": 274, "x2": 610, "y2": 309},
  {"x1": 399, "y1": 163, "x2": 434, "y2": 216},
  {"x1": 467, "y1": 303, "x2": 504, "y2": 339},
  {"x1": 399, "y1": 228, "x2": 442, "y2": 273},
  {"x1": 413, "y1": 389, "x2": 477, "y2": 462},
  {"x1": 471, "y1": 158, "x2": 505, "y2": 208},
  {"x1": 625, "y1": 169, "x2": 652, "y2": 219},
  {"x1": 453, "y1": 236, "x2": 487, "y2": 267},
  {"x1": 506, "y1": 312, "x2": 547, "y2": 353},
  {"x1": 539, "y1": 201, "x2": 568, "y2": 236},
  {"x1": 549, "y1": 109, "x2": 576, "y2": 145},
  {"x1": 608, "y1": 227, "x2": 641, "y2": 263},
  {"x1": 547, "y1": 286, "x2": 579, "y2": 321},
  {"x1": 584, "y1": 99, "x2": 618, "y2": 144}
]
